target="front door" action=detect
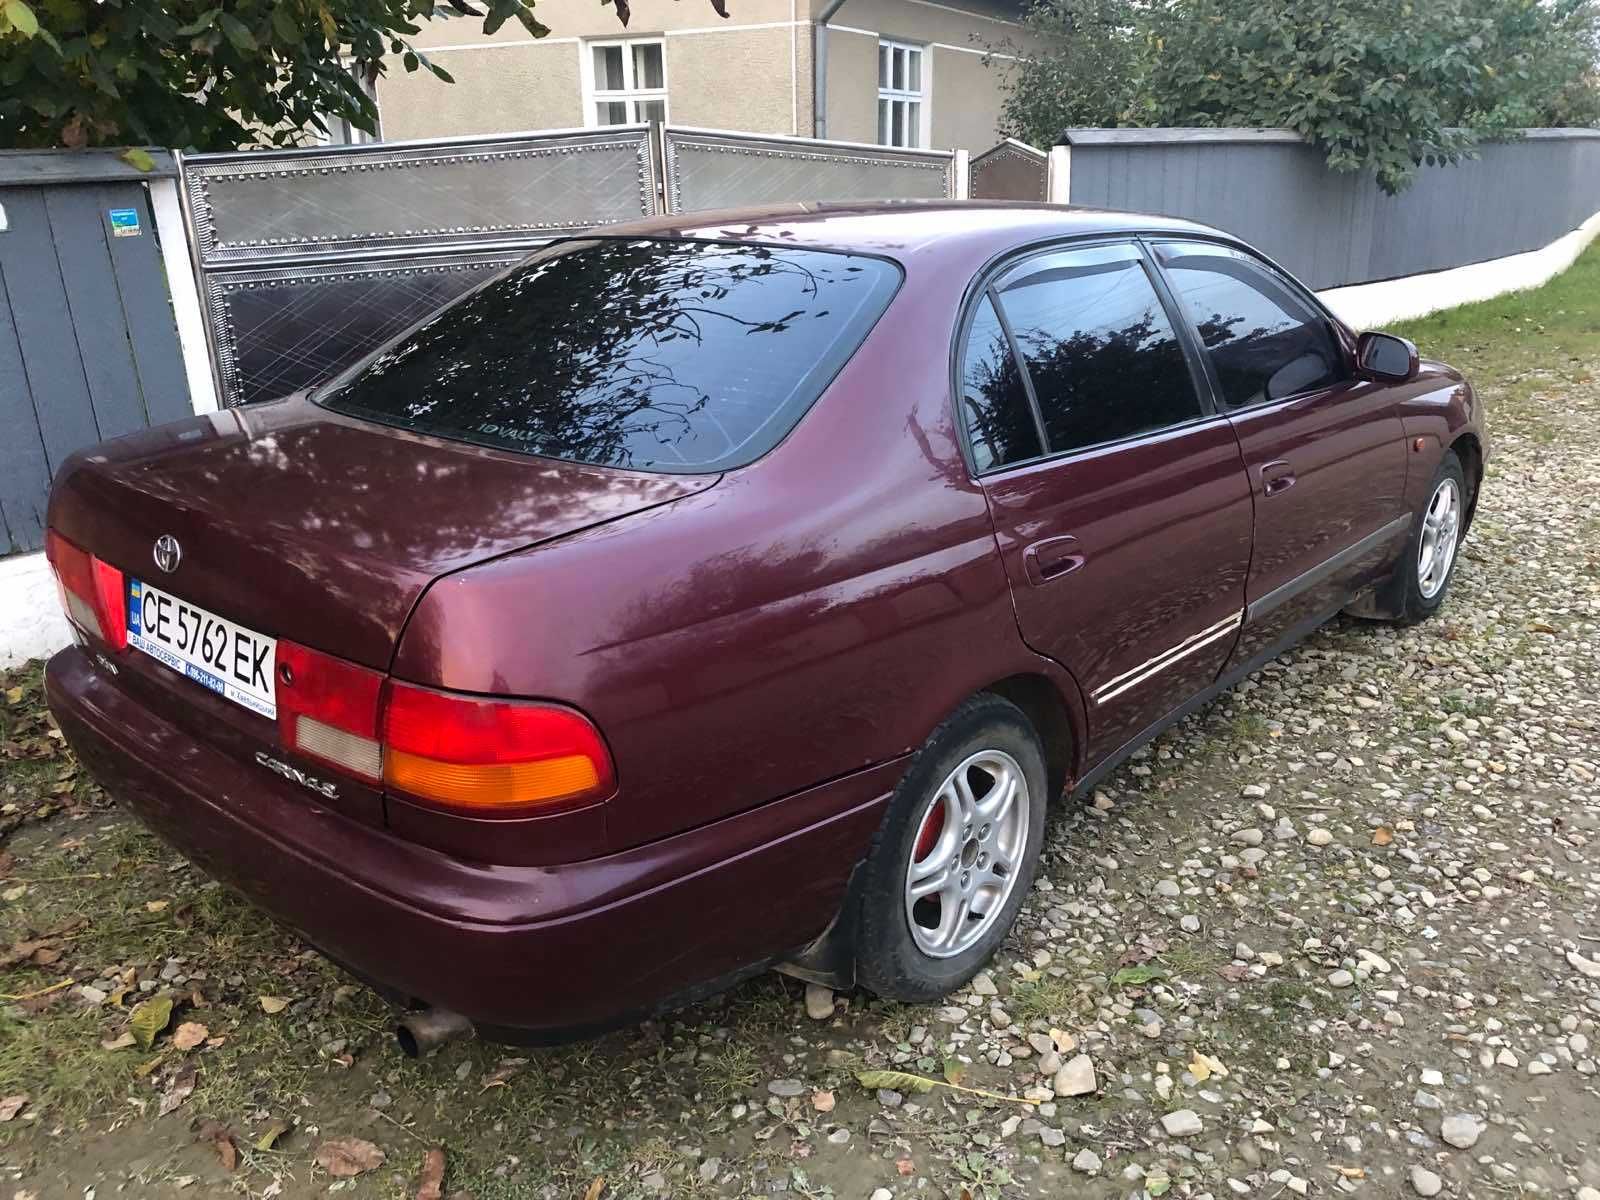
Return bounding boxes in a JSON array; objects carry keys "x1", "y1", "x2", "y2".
[
  {"x1": 1149, "y1": 241, "x2": 1409, "y2": 665},
  {"x1": 958, "y1": 241, "x2": 1254, "y2": 763}
]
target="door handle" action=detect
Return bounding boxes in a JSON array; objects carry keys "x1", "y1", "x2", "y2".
[
  {"x1": 1023, "y1": 535, "x2": 1085, "y2": 586},
  {"x1": 1259, "y1": 460, "x2": 1296, "y2": 497}
]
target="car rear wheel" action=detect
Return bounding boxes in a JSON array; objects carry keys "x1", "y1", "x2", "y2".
[
  {"x1": 855, "y1": 694, "x2": 1047, "y2": 1002},
  {"x1": 1394, "y1": 449, "x2": 1468, "y2": 624}
]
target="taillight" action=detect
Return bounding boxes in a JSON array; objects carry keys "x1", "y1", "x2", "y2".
[
  {"x1": 272, "y1": 642, "x2": 614, "y2": 816},
  {"x1": 383, "y1": 682, "x2": 615, "y2": 816},
  {"x1": 274, "y1": 641, "x2": 385, "y2": 782},
  {"x1": 45, "y1": 530, "x2": 127, "y2": 652}
]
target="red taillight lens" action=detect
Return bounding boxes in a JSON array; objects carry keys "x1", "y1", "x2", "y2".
[
  {"x1": 274, "y1": 640, "x2": 385, "y2": 782},
  {"x1": 45, "y1": 530, "x2": 127, "y2": 652},
  {"x1": 382, "y1": 682, "x2": 615, "y2": 815}
]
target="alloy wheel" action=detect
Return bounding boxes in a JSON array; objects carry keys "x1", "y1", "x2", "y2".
[
  {"x1": 903, "y1": 749, "x2": 1030, "y2": 959},
  {"x1": 1417, "y1": 476, "x2": 1462, "y2": 600}
]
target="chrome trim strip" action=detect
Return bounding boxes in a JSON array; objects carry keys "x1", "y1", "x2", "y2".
[
  {"x1": 1245, "y1": 513, "x2": 1412, "y2": 624},
  {"x1": 1092, "y1": 612, "x2": 1243, "y2": 705}
]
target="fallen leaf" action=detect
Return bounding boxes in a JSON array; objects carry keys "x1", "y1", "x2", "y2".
[
  {"x1": 100, "y1": 1032, "x2": 137, "y2": 1051},
  {"x1": 316, "y1": 1136, "x2": 385, "y2": 1178},
  {"x1": 2, "y1": 886, "x2": 26, "y2": 902},
  {"x1": 582, "y1": 1177, "x2": 605, "y2": 1200},
  {"x1": 1188, "y1": 1053, "x2": 1212, "y2": 1083},
  {"x1": 896, "y1": 1157, "x2": 915, "y2": 1177},
  {"x1": 258, "y1": 995, "x2": 291, "y2": 1014},
  {"x1": 1372, "y1": 826, "x2": 1394, "y2": 846},
  {"x1": 130, "y1": 995, "x2": 174, "y2": 1049},
  {"x1": 1191, "y1": 1051, "x2": 1228, "y2": 1080},
  {"x1": 134, "y1": 1053, "x2": 167, "y2": 1077},
  {"x1": 942, "y1": 1058, "x2": 966, "y2": 1086},
  {"x1": 254, "y1": 1118, "x2": 291, "y2": 1150},
  {"x1": 197, "y1": 1120, "x2": 237, "y2": 1171},
  {"x1": 811, "y1": 1090, "x2": 835, "y2": 1113},
  {"x1": 172, "y1": 1022, "x2": 208, "y2": 1051},
  {"x1": 415, "y1": 1147, "x2": 446, "y2": 1200},
  {"x1": 1110, "y1": 964, "x2": 1166, "y2": 987},
  {"x1": 159, "y1": 1064, "x2": 197, "y2": 1116},
  {"x1": 480, "y1": 1057, "x2": 527, "y2": 1089},
  {"x1": 0, "y1": 1094, "x2": 28, "y2": 1121}
]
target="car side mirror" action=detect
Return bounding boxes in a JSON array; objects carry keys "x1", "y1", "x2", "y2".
[{"x1": 1356, "y1": 331, "x2": 1419, "y2": 383}]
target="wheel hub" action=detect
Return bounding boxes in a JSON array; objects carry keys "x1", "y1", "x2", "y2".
[{"x1": 903, "y1": 750, "x2": 1029, "y2": 959}]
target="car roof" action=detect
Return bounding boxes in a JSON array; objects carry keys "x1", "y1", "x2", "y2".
[{"x1": 578, "y1": 200, "x2": 1238, "y2": 267}]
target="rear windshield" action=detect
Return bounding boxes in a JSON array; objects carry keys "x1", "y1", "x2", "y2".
[{"x1": 316, "y1": 238, "x2": 901, "y2": 472}]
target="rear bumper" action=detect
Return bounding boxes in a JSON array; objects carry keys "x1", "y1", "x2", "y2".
[{"x1": 46, "y1": 646, "x2": 895, "y2": 1035}]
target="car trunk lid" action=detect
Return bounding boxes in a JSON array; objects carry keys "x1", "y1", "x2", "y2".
[{"x1": 48, "y1": 395, "x2": 719, "y2": 670}]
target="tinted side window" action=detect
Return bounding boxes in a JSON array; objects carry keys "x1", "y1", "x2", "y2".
[
  {"x1": 1155, "y1": 242, "x2": 1345, "y2": 408},
  {"x1": 995, "y1": 244, "x2": 1201, "y2": 455},
  {"x1": 959, "y1": 295, "x2": 1042, "y2": 472}
]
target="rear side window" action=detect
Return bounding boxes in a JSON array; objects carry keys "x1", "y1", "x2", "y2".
[
  {"x1": 1154, "y1": 241, "x2": 1345, "y2": 408},
  {"x1": 995, "y1": 244, "x2": 1202, "y2": 455},
  {"x1": 317, "y1": 239, "x2": 900, "y2": 472},
  {"x1": 959, "y1": 295, "x2": 1043, "y2": 472}
]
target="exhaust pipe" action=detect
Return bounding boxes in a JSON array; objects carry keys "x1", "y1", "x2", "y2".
[{"x1": 395, "y1": 1008, "x2": 474, "y2": 1057}]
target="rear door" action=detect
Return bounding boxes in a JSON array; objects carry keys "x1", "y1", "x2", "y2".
[
  {"x1": 962, "y1": 240, "x2": 1254, "y2": 762},
  {"x1": 1149, "y1": 241, "x2": 1409, "y2": 666}
]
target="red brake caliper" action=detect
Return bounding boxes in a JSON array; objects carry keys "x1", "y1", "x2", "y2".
[{"x1": 913, "y1": 799, "x2": 946, "y2": 863}]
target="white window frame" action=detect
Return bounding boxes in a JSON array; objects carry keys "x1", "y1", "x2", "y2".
[
  {"x1": 581, "y1": 37, "x2": 669, "y2": 127},
  {"x1": 876, "y1": 39, "x2": 930, "y2": 149}
]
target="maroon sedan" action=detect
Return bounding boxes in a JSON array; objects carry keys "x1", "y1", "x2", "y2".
[{"x1": 44, "y1": 202, "x2": 1484, "y2": 1044}]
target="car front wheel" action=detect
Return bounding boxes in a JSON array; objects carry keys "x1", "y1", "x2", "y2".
[
  {"x1": 855, "y1": 694, "x2": 1047, "y2": 1002},
  {"x1": 1395, "y1": 449, "x2": 1468, "y2": 624}
]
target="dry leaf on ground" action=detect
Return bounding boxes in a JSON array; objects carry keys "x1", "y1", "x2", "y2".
[
  {"x1": 171, "y1": 1021, "x2": 208, "y2": 1051},
  {"x1": 583, "y1": 1176, "x2": 605, "y2": 1200},
  {"x1": 196, "y1": 1120, "x2": 237, "y2": 1171},
  {"x1": 129, "y1": 996, "x2": 173, "y2": 1050},
  {"x1": 316, "y1": 1136, "x2": 385, "y2": 1178},
  {"x1": 258, "y1": 995, "x2": 291, "y2": 1014},
  {"x1": 415, "y1": 1147, "x2": 446, "y2": 1200},
  {"x1": 158, "y1": 1064, "x2": 196, "y2": 1117},
  {"x1": 255, "y1": 1119, "x2": 291, "y2": 1151},
  {"x1": 0, "y1": 1094, "x2": 28, "y2": 1121}
]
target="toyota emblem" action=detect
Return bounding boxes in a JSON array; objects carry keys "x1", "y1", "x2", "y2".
[{"x1": 152, "y1": 534, "x2": 182, "y2": 574}]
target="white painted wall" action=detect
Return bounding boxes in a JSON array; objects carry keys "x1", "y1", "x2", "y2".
[
  {"x1": 1318, "y1": 208, "x2": 1600, "y2": 330},
  {"x1": 0, "y1": 552, "x2": 72, "y2": 670}
]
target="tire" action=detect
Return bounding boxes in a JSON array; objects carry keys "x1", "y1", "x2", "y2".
[
  {"x1": 855, "y1": 694, "x2": 1048, "y2": 1003},
  {"x1": 1393, "y1": 449, "x2": 1468, "y2": 625}
]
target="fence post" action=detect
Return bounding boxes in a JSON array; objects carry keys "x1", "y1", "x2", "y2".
[
  {"x1": 952, "y1": 149, "x2": 970, "y2": 199},
  {"x1": 156, "y1": 155, "x2": 219, "y2": 414},
  {"x1": 1047, "y1": 144, "x2": 1071, "y2": 204}
]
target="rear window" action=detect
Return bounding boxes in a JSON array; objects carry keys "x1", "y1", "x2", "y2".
[{"x1": 316, "y1": 238, "x2": 901, "y2": 472}]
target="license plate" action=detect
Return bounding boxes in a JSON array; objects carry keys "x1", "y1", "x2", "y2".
[{"x1": 127, "y1": 579, "x2": 277, "y2": 719}]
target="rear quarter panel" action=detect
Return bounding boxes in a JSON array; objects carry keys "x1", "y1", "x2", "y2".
[{"x1": 392, "y1": 257, "x2": 1082, "y2": 852}]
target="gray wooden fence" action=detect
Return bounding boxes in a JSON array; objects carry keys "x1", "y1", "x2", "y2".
[
  {"x1": 1058, "y1": 128, "x2": 1600, "y2": 290},
  {"x1": 0, "y1": 150, "x2": 193, "y2": 555}
]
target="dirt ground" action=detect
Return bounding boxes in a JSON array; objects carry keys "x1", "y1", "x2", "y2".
[{"x1": 3, "y1": 251, "x2": 1599, "y2": 1200}]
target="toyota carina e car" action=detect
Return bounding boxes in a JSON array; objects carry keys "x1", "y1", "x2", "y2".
[{"x1": 44, "y1": 201, "x2": 1484, "y2": 1042}]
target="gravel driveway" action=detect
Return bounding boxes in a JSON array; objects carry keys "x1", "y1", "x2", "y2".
[{"x1": 2, "y1": 264, "x2": 1599, "y2": 1200}]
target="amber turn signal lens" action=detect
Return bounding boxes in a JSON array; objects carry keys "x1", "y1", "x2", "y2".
[{"x1": 384, "y1": 748, "x2": 601, "y2": 811}]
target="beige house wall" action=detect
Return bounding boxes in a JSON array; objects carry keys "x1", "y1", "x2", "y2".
[
  {"x1": 376, "y1": 40, "x2": 582, "y2": 141},
  {"x1": 821, "y1": 0, "x2": 1024, "y2": 154},
  {"x1": 372, "y1": 0, "x2": 1020, "y2": 155}
]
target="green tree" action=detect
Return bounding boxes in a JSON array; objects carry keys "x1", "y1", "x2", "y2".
[
  {"x1": 1148, "y1": 0, "x2": 1600, "y2": 192},
  {"x1": 993, "y1": 0, "x2": 1600, "y2": 193},
  {"x1": 993, "y1": 0, "x2": 1153, "y2": 146},
  {"x1": 0, "y1": 0, "x2": 723, "y2": 151}
]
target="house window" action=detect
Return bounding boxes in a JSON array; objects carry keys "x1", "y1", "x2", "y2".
[
  {"x1": 877, "y1": 40, "x2": 926, "y2": 148},
  {"x1": 587, "y1": 38, "x2": 667, "y2": 126}
]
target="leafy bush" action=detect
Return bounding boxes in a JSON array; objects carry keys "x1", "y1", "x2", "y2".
[{"x1": 996, "y1": 0, "x2": 1600, "y2": 193}]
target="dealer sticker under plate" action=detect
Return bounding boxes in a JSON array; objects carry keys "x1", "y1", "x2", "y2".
[{"x1": 127, "y1": 579, "x2": 277, "y2": 719}]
